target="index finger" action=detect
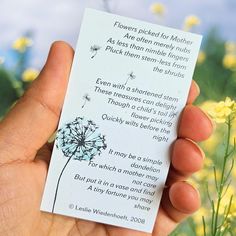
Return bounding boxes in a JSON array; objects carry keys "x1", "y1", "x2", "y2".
[{"x1": 187, "y1": 80, "x2": 200, "y2": 104}]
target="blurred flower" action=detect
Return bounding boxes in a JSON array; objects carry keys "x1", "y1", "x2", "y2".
[
  {"x1": 200, "y1": 100, "x2": 216, "y2": 112},
  {"x1": 193, "y1": 207, "x2": 208, "y2": 230},
  {"x1": 208, "y1": 97, "x2": 236, "y2": 123},
  {"x1": 150, "y1": 3, "x2": 166, "y2": 15},
  {"x1": 183, "y1": 15, "x2": 201, "y2": 31},
  {"x1": 197, "y1": 51, "x2": 206, "y2": 64},
  {"x1": 12, "y1": 37, "x2": 33, "y2": 53},
  {"x1": 223, "y1": 54, "x2": 236, "y2": 70},
  {"x1": 225, "y1": 41, "x2": 236, "y2": 54},
  {"x1": 0, "y1": 56, "x2": 5, "y2": 64},
  {"x1": 233, "y1": 163, "x2": 236, "y2": 179},
  {"x1": 22, "y1": 68, "x2": 39, "y2": 82},
  {"x1": 217, "y1": 185, "x2": 235, "y2": 215},
  {"x1": 201, "y1": 133, "x2": 219, "y2": 152}
]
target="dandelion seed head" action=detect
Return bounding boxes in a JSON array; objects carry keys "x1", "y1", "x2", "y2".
[
  {"x1": 90, "y1": 45, "x2": 101, "y2": 52},
  {"x1": 56, "y1": 117, "x2": 107, "y2": 161}
]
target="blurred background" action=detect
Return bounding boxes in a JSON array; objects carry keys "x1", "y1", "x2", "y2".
[{"x1": 0, "y1": 0, "x2": 236, "y2": 235}]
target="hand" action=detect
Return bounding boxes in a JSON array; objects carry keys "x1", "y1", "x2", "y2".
[{"x1": 0, "y1": 42, "x2": 213, "y2": 236}]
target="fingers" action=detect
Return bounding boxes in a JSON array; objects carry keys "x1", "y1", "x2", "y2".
[
  {"x1": 172, "y1": 139, "x2": 204, "y2": 173},
  {"x1": 187, "y1": 80, "x2": 200, "y2": 104},
  {"x1": 0, "y1": 41, "x2": 74, "y2": 165},
  {"x1": 153, "y1": 182, "x2": 200, "y2": 236},
  {"x1": 167, "y1": 139, "x2": 204, "y2": 185},
  {"x1": 162, "y1": 182, "x2": 200, "y2": 223},
  {"x1": 168, "y1": 104, "x2": 212, "y2": 183},
  {"x1": 178, "y1": 105, "x2": 213, "y2": 142}
]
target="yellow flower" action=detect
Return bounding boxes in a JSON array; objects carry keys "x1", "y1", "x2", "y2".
[
  {"x1": 217, "y1": 185, "x2": 235, "y2": 215},
  {"x1": 150, "y1": 3, "x2": 166, "y2": 15},
  {"x1": 197, "y1": 51, "x2": 206, "y2": 64},
  {"x1": 225, "y1": 41, "x2": 236, "y2": 54},
  {"x1": 193, "y1": 207, "x2": 208, "y2": 235},
  {"x1": 200, "y1": 100, "x2": 216, "y2": 112},
  {"x1": 193, "y1": 207, "x2": 208, "y2": 225},
  {"x1": 184, "y1": 15, "x2": 201, "y2": 31},
  {"x1": 22, "y1": 68, "x2": 39, "y2": 82},
  {"x1": 12, "y1": 37, "x2": 33, "y2": 53},
  {"x1": 223, "y1": 54, "x2": 236, "y2": 70},
  {"x1": 233, "y1": 164, "x2": 236, "y2": 179},
  {"x1": 208, "y1": 97, "x2": 236, "y2": 123}
]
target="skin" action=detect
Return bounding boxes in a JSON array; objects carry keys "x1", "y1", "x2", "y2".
[{"x1": 0, "y1": 41, "x2": 213, "y2": 236}]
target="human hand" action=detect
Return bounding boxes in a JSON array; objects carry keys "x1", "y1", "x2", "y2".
[{"x1": 0, "y1": 42, "x2": 213, "y2": 236}]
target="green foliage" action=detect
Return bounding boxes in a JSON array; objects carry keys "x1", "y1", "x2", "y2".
[
  {"x1": 194, "y1": 28, "x2": 236, "y2": 104},
  {"x1": 0, "y1": 68, "x2": 19, "y2": 117}
]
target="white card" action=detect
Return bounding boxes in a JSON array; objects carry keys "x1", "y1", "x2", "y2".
[{"x1": 40, "y1": 8, "x2": 202, "y2": 233}]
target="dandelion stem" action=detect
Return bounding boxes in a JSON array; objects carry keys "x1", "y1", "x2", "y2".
[
  {"x1": 91, "y1": 51, "x2": 97, "y2": 59},
  {"x1": 125, "y1": 78, "x2": 129, "y2": 85},
  {"x1": 52, "y1": 154, "x2": 74, "y2": 213},
  {"x1": 82, "y1": 100, "x2": 86, "y2": 108}
]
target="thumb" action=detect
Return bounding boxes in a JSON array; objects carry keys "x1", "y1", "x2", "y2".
[{"x1": 0, "y1": 41, "x2": 74, "y2": 165}]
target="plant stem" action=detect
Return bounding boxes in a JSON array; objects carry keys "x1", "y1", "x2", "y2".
[
  {"x1": 212, "y1": 118, "x2": 231, "y2": 235},
  {"x1": 52, "y1": 155, "x2": 73, "y2": 213}
]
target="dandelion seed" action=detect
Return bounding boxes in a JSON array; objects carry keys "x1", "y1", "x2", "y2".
[
  {"x1": 125, "y1": 72, "x2": 136, "y2": 85},
  {"x1": 90, "y1": 45, "x2": 101, "y2": 59},
  {"x1": 82, "y1": 94, "x2": 91, "y2": 108}
]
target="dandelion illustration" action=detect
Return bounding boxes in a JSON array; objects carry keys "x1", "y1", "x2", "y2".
[
  {"x1": 52, "y1": 117, "x2": 107, "y2": 212},
  {"x1": 90, "y1": 45, "x2": 101, "y2": 59},
  {"x1": 125, "y1": 72, "x2": 136, "y2": 85},
  {"x1": 82, "y1": 94, "x2": 91, "y2": 108}
]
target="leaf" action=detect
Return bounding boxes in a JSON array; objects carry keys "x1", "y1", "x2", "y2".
[{"x1": 0, "y1": 68, "x2": 19, "y2": 117}]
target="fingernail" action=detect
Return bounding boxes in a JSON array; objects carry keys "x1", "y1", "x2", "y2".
[
  {"x1": 194, "y1": 81, "x2": 200, "y2": 95},
  {"x1": 185, "y1": 138, "x2": 205, "y2": 159},
  {"x1": 204, "y1": 112, "x2": 216, "y2": 131}
]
